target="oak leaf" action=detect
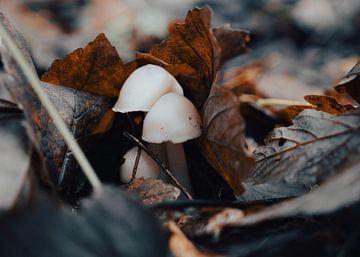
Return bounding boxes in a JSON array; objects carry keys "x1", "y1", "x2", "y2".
[
  {"x1": 335, "y1": 61, "x2": 360, "y2": 103},
  {"x1": 245, "y1": 108, "x2": 360, "y2": 199},
  {"x1": 202, "y1": 84, "x2": 255, "y2": 196},
  {"x1": 41, "y1": 33, "x2": 136, "y2": 97}
]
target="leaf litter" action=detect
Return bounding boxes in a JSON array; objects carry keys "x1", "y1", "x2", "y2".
[{"x1": 0, "y1": 3, "x2": 360, "y2": 257}]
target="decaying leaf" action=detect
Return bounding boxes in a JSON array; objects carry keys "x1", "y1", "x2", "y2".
[
  {"x1": 278, "y1": 95, "x2": 354, "y2": 121},
  {"x1": 39, "y1": 82, "x2": 112, "y2": 197},
  {"x1": 246, "y1": 108, "x2": 360, "y2": 198},
  {"x1": 41, "y1": 33, "x2": 136, "y2": 97},
  {"x1": 0, "y1": 100, "x2": 52, "y2": 214},
  {"x1": 304, "y1": 95, "x2": 354, "y2": 114},
  {"x1": 168, "y1": 221, "x2": 221, "y2": 257},
  {"x1": 335, "y1": 61, "x2": 360, "y2": 103},
  {"x1": 137, "y1": 7, "x2": 221, "y2": 109},
  {"x1": 213, "y1": 25, "x2": 250, "y2": 65},
  {"x1": 202, "y1": 84, "x2": 255, "y2": 196},
  {"x1": 0, "y1": 13, "x2": 41, "y2": 139},
  {"x1": 127, "y1": 178, "x2": 180, "y2": 204},
  {"x1": 0, "y1": 187, "x2": 170, "y2": 257}
]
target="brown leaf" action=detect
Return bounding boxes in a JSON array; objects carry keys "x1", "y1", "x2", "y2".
[
  {"x1": 245, "y1": 108, "x2": 360, "y2": 200},
  {"x1": 137, "y1": 7, "x2": 221, "y2": 109},
  {"x1": 213, "y1": 25, "x2": 250, "y2": 65},
  {"x1": 335, "y1": 61, "x2": 360, "y2": 103},
  {"x1": 41, "y1": 33, "x2": 136, "y2": 97},
  {"x1": 201, "y1": 84, "x2": 255, "y2": 196},
  {"x1": 277, "y1": 95, "x2": 354, "y2": 122},
  {"x1": 304, "y1": 95, "x2": 354, "y2": 115},
  {"x1": 168, "y1": 221, "x2": 221, "y2": 257},
  {"x1": 93, "y1": 109, "x2": 115, "y2": 134},
  {"x1": 127, "y1": 177, "x2": 180, "y2": 204},
  {"x1": 0, "y1": 100, "x2": 53, "y2": 214},
  {"x1": 39, "y1": 82, "x2": 112, "y2": 197}
]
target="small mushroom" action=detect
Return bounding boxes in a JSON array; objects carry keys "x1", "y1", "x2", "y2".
[
  {"x1": 112, "y1": 64, "x2": 183, "y2": 113},
  {"x1": 142, "y1": 93, "x2": 202, "y2": 192},
  {"x1": 120, "y1": 147, "x2": 160, "y2": 183}
]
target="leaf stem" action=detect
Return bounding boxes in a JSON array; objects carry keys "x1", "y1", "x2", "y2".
[{"x1": 0, "y1": 20, "x2": 103, "y2": 196}]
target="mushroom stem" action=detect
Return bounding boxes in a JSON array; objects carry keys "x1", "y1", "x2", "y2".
[
  {"x1": 148, "y1": 143, "x2": 169, "y2": 182},
  {"x1": 166, "y1": 142, "x2": 192, "y2": 192}
]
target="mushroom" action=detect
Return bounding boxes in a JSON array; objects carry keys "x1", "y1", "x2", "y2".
[
  {"x1": 120, "y1": 147, "x2": 160, "y2": 183},
  {"x1": 142, "y1": 92, "x2": 202, "y2": 192},
  {"x1": 112, "y1": 64, "x2": 183, "y2": 113},
  {"x1": 112, "y1": 64, "x2": 184, "y2": 166}
]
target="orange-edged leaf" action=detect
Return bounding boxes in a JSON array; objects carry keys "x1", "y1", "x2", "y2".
[
  {"x1": 335, "y1": 61, "x2": 360, "y2": 103},
  {"x1": 138, "y1": 7, "x2": 221, "y2": 109},
  {"x1": 41, "y1": 33, "x2": 136, "y2": 97},
  {"x1": 213, "y1": 24, "x2": 250, "y2": 65},
  {"x1": 202, "y1": 84, "x2": 255, "y2": 196},
  {"x1": 93, "y1": 109, "x2": 115, "y2": 134},
  {"x1": 304, "y1": 95, "x2": 354, "y2": 115}
]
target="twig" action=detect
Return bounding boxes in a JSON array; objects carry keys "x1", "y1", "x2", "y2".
[
  {"x1": 131, "y1": 147, "x2": 142, "y2": 181},
  {"x1": 123, "y1": 131, "x2": 193, "y2": 200},
  {"x1": 0, "y1": 20, "x2": 103, "y2": 195},
  {"x1": 239, "y1": 95, "x2": 312, "y2": 107}
]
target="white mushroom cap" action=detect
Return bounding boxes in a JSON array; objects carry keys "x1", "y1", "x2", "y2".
[
  {"x1": 112, "y1": 64, "x2": 183, "y2": 113},
  {"x1": 142, "y1": 93, "x2": 202, "y2": 144},
  {"x1": 120, "y1": 147, "x2": 160, "y2": 183}
]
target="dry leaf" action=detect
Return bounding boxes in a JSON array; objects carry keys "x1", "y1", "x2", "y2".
[
  {"x1": 0, "y1": 13, "x2": 41, "y2": 139},
  {"x1": 39, "y1": 82, "x2": 112, "y2": 197},
  {"x1": 213, "y1": 25, "x2": 250, "y2": 65},
  {"x1": 246, "y1": 108, "x2": 360, "y2": 197},
  {"x1": 127, "y1": 178, "x2": 180, "y2": 204},
  {"x1": 335, "y1": 61, "x2": 360, "y2": 103},
  {"x1": 202, "y1": 84, "x2": 255, "y2": 196},
  {"x1": 41, "y1": 33, "x2": 136, "y2": 97},
  {"x1": 0, "y1": 100, "x2": 52, "y2": 214},
  {"x1": 168, "y1": 221, "x2": 221, "y2": 257},
  {"x1": 137, "y1": 7, "x2": 221, "y2": 109},
  {"x1": 304, "y1": 95, "x2": 354, "y2": 114},
  {"x1": 93, "y1": 109, "x2": 115, "y2": 134}
]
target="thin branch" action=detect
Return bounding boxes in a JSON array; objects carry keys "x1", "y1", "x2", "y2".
[
  {"x1": 123, "y1": 131, "x2": 193, "y2": 200},
  {"x1": 0, "y1": 20, "x2": 103, "y2": 195},
  {"x1": 131, "y1": 147, "x2": 142, "y2": 182},
  {"x1": 239, "y1": 94, "x2": 312, "y2": 107}
]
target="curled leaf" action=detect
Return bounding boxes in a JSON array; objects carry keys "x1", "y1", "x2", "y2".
[
  {"x1": 41, "y1": 33, "x2": 136, "y2": 97},
  {"x1": 202, "y1": 84, "x2": 255, "y2": 196},
  {"x1": 213, "y1": 25, "x2": 250, "y2": 65},
  {"x1": 335, "y1": 61, "x2": 360, "y2": 103}
]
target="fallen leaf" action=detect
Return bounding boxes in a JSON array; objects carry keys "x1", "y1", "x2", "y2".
[
  {"x1": 304, "y1": 95, "x2": 354, "y2": 115},
  {"x1": 168, "y1": 221, "x2": 221, "y2": 257},
  {"x1": 38, "y1": 82, "x2": 112, "y2": 198},
  {"x1": 137, "y1": 7, "x2": 221, "y2": 109},
  {"x1": 41, "y1": 33, "x2": 136, "y2": 97},
  {"x1": 246, "y1": 108, "x2": 360, "y2": 199},
  {"x1": 278, "y1": 95, "x2": 354, "y2": 121},
  {"x1": 213, "y1": 25, "x2": 250, "y2": 65},
  {"x1": 0, "y1": 13, "x2": 42, "y2": 139},
  {"x1": 202, "y1": 84, "x2": 255, "y2": 196},
  {"x1": 0, "y1": 186, "x2": 170, "y2": 257},
  {"x1": 93, "y1": 109, "x2": 115, "y2": 134},
  {"x1": 127, "y1": 178, "x2": 180, "y2": 204},
  {"x1": 335, "y1": 61, "x2": 360, "y2": 103},
  {"x1": 0, "y1": 100, "x2": 53, "y2": 214}
]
